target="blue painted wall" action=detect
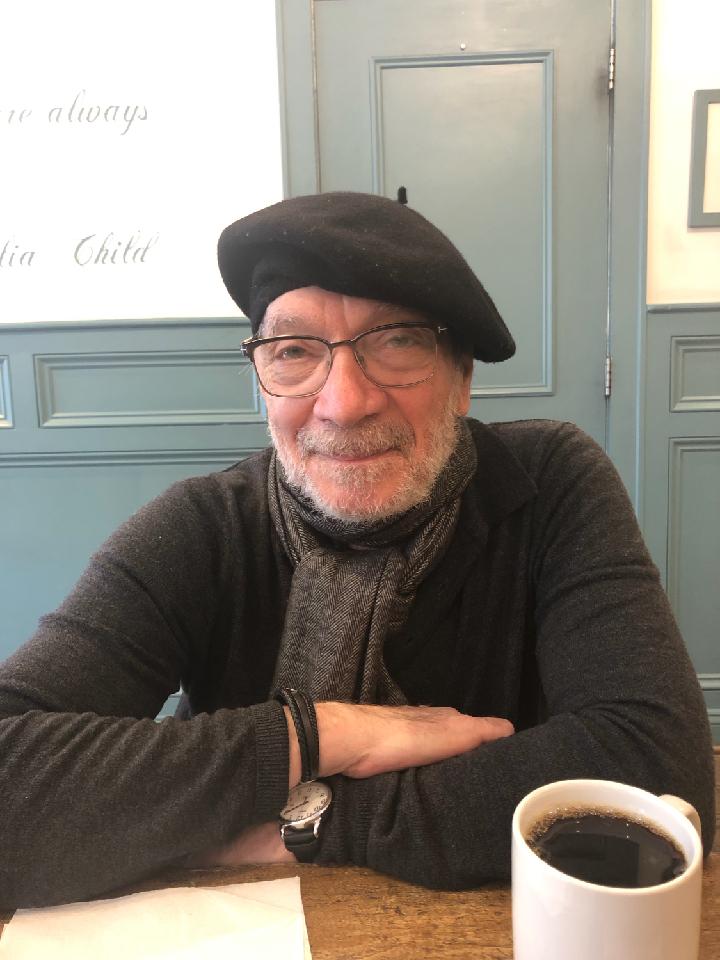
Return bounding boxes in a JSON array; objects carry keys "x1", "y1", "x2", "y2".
[
  {"x1": 0, "y1": 318, "x2": 263, "y2": 662},
  {"x1": 640, "y1": 304, "x2": 720, "y2": 744}
]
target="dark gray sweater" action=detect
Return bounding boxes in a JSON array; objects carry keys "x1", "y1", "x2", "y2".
[{"x1": 0, "y1": 419, "x2": 714, "y2": 908}]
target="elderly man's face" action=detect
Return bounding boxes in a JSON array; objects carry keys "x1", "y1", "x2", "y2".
[{"x1": 260, "y1": 287, "x2": 472, "y2": 522}]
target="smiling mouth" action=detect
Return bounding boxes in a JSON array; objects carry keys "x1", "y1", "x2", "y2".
[{"x1": 312, "y1": 448, "x2": 399, "y2": 463}]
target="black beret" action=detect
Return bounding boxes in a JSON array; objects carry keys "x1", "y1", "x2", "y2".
[{"x1": 217, "y1": 191, "x2": 515, "y2": 362}]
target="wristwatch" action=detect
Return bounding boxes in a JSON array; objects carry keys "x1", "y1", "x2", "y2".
[{"x1": 280, "y1": 780, "x2": 332, "y2": 862}]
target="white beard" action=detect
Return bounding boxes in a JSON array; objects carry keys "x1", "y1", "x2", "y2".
[{"x1": 269, "y1": 390, "x2": 463, "y2": 523}]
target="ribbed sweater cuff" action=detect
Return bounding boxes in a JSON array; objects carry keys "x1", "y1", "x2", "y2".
[{"x1": 251, "y1": 699, "x2": 290, "y2": 819}]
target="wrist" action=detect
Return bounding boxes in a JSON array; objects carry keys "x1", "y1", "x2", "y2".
[
  {"x1": 282, "y1": 705, "x2": 302, "y2": 789},
  {"x1": 316, "y1": 701, "x2": 368, "y2": 777}
]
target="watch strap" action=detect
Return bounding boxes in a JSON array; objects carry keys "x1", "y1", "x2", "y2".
[{"x1": 281, "y1": 822, "x2": 321, "y2": 863}]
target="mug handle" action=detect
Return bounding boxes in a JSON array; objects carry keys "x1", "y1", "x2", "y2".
[{"x1": 660, "y1": 794, "x2": 702, "y2": 837}]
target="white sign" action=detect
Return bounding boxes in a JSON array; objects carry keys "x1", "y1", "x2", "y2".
[{"x1": 0, "y1": 1, "x2": 283, "y2": 322}]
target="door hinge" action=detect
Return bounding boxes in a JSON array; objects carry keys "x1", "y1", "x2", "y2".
[
  {"x1": 608, "y1": 46, "x2": 616, "y2": 92},
  {"x1": 604, "y1": 355, "x2": 612, "y2": 397}
]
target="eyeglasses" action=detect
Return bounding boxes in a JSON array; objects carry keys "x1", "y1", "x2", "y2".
[{"x1": 241, "y1": 322, "x2": 447, "y2": 398}]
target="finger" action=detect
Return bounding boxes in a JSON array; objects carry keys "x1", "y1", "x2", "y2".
[{"x1": 472, "y1": 715, "x2": 515, "y2": 740}]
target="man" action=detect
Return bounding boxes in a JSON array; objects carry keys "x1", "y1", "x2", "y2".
[{"x1": 0, "y1": 192, "x2": 714, "y2": 908}]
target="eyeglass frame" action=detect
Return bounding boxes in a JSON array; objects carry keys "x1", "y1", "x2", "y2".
[{"x1": 240, "y1": 321, "x2": 449, "y2": 398}]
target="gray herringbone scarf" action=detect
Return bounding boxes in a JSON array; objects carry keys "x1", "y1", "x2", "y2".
[{"x1": 270, "y1": 419, "x2": 476, "y2": 705}]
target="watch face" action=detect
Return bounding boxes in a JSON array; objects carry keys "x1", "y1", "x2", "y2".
[{"x1": 281, "y1": 780, "x2": 332, "y2": 826}]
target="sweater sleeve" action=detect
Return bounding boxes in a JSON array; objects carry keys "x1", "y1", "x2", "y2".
[
  {"x1": 313, "y1": 423, "x2": 716, "y2": 887},
  {"x1": 0, "y1": 476, "x2": 289, "y2": 909}
]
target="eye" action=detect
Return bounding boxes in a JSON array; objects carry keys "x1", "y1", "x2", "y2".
[
  {"x1": 275, "y1": 344, "x2": 311, "y2": 361},
  {"x1": 265, "y1": 339, "x2": 327, "y2": 365},
  {"x1": 384, "y1": 332, "x2": 418, "y2": 348},
  {"x1": 372, "y1": 328, "x2": 430, "y2": 350}
]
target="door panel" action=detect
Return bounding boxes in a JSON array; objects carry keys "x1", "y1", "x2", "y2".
[{"x1": 376, "y1": 55, "x2": 550, "y2": 395}]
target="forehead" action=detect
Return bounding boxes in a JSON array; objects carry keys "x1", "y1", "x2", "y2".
[{"x1": 261, "y1": 286, "x2": 430, "y2": 336}]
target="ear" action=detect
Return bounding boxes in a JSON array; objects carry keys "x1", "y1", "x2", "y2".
[{"x1": 455, "y1": 356, "x2": 473, "y2": 416}]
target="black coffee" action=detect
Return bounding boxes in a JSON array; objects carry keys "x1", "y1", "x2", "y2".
[{"x1": 527, "y1": 807, "x2": 687, "y2": 888}]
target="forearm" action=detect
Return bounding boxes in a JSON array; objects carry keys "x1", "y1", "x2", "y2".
[
  {"x1": 0, "y1": 702, "x2": 289, "y2": 909},
  {"x1": 193, "y1": 702, "x2": 514, "y2": 869},
  {"x1": 314, "y1": 699, "x2": 715, "y2": 888}
]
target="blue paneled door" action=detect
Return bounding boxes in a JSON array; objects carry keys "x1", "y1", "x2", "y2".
[{"x1": 280, "y1": 0, "x2": 613, "y2": 443}]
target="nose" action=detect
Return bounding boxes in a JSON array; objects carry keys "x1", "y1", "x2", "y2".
[{"x1": 312, "y1": 344, "x2": 388, "y2": 425}]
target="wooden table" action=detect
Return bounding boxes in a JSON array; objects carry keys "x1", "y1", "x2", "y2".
[
  {"x1": 2, "y1": 753, "x2": 718, "y2": 958},
  {"x1": 1, "y1": 858, "x2": 718, "y2": 959}
]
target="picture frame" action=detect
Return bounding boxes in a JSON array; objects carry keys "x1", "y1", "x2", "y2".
[{"x1": 688, "y1": 88, "x2": 720, "y2": 228}]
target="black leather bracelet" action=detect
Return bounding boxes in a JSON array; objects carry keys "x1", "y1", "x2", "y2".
[{"x1": 274, "y1": 687, "x2": 319, "y2": 783}]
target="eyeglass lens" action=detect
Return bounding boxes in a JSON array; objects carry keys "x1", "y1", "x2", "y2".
[{"x1": 252, "y1": 325, "x2": 438, "y2": 397}]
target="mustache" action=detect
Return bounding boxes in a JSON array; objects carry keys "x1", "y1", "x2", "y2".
[{"x1": 296, "y1": 420, "x2": 415, "y2": 458}]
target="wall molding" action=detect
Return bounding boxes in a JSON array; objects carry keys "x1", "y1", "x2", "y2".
[
  {"x1": 647, "y1": 303, "x2": 720, "y2": 315},
  {"x1": 666, "y1": 437, "x2": 720, "y2": 614},
  {"x1": 0, "y1": 316, "x2": 247, "y2": 333},
  {"x1": 699, "y1": 674, "x2": 720, "y2": 691},
  {"x1": 708, "y1": 709, "x2": 720, "y2": 735},
  {"x1": 33, "y1": 349, "x2": 261, "y2": 428},
  {"x1": 0, "y1": 356, "x2": 12, "y2": 428},
  {"x1": 0, "y1": 448, "x2": 259, "y2": 469},
  {"x1": 670, "y1": 335, "x2": 720, "y2": 412},
  {"x1": 469, "y1": 379, "x2": 553, "y2": 399}
]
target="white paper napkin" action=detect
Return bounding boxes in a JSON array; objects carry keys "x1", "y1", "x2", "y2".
[{"x1": 0, "y1": 877, "x2": 312, "y2": 960}]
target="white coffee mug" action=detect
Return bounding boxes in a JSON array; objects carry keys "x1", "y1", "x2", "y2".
[{"x1": 512, "y1": 779, "x2": 703, "y2": 960}]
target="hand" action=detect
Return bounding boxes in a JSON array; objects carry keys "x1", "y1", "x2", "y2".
[
  {"x1": 317, "y1": 702, "x2": 514, "y2": 780},
  {"x1": 283, "y1": 702, "x2": 513, "y2": 787}
]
